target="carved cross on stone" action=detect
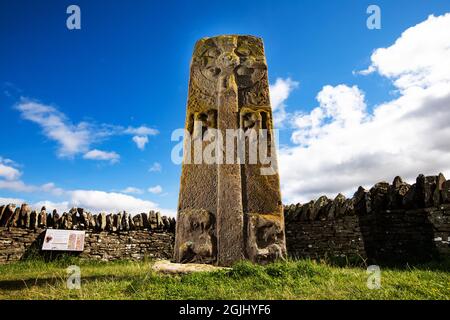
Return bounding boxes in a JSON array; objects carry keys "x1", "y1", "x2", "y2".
[{"x1": 174, "y1": 35, "x2": 286, "y2": 266}]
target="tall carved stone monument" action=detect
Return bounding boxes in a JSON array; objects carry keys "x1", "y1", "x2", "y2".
[{"x1": 174, "y1": 35, "x2": 286, "y2": 266}]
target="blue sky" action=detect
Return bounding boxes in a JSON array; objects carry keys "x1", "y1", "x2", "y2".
[{"x1": 1, "y1": 0, "x2": 450, "y2": 215}]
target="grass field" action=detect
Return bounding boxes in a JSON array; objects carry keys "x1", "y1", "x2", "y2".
[{"x1": 0, "y1": 257, "x2": 449, "y2": 300}]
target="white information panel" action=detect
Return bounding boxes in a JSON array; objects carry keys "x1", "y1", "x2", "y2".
[{"x1": 42, "y1": 229, "x2": 85, "y2": 251}]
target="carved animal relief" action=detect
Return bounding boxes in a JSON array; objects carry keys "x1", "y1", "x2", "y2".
[{"x1": 175, "y1": 35, "x2": 286, "y2": 266}]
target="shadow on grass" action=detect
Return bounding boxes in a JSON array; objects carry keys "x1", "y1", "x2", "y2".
[{"x1": 0, "y1": 274, "x2": 144, "y2": 291}]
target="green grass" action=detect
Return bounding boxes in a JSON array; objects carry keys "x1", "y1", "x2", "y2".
[{"x1": 0, "y1": 257, "x2": 449, "y2": 300}]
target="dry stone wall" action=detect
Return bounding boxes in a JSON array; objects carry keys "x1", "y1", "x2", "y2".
[
  {"x1": 284, "y1": 173, "x2": 450, "y2": 264},
  {"x1": 0, "y1": 207, "x2": 175, "y2": 264},
  {"x1": 0, "y1": 173, "x2": 449, "y2": 265}
]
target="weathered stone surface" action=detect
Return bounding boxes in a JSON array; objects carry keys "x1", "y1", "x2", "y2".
[
  {"x1": 133, "y1": 214, "x2": 143, "y2": 229},
  {"x1": 353, "y1": 186, "x2": 371, "y2": 215},
  {"x1": 141, "y1": 213, "x2": 149, "y2": 229},
  {"x1": 0, "y1": 205, "x2": 5, "y2": 223},
  {"x1": 442, "y1": 180, "x2": 450, "y2": 204},
  {"x1": 29, "y1": 210, "x2": 38, "y2": 229},
  {"x1": 329, "y1": 193, "x2": 346, "y2": 219},
  {"x1": 0, "y1": 204, "x2": 16, "y2": 226},
  {"x1": 148, "y1": 211, "x2": 158, "y2": 229},
  {"x1": 38, "y1": 207, "x2": 47, "y2": 228},
  {"x1": 122, "y1": 212, "x2": 130, "y2": 231},
  {"x1": 152, "y1": 260, "x2": 230, "y2": 275},
  {"x1": 284, "y1": 173, "x2": 450, "y2": 222},
  {"x1": 388, "y1": 176, "x2": 410, "y2": 209},
  {"x1": 106, "y1": 214, "x2": 114, "y2": 231},
  {"x1": 52, "y1": 210, "x2": 60, "y2": 228},
  {"x1": 246, "y1": 214, "x2": 286, "y2": 264},
  {"x1": 0, "y1": 227, "x2": 175, "y2": 264},
  {"x1": 370, "y1": 182, "x2": 389, "y2": 212},
  {"x1": 18, "y1": 203, "x2": 31, "y2": 228},
  {"x1": 9, "y1": 207, "x2": 21, "y2": 227},
  {"x1": 174, "y1": 209, "x2": 216, "y2": 264},
  {"x1": 156, "y1": 212, "x2": 163, "y2": 229},
  {"x1": 88, "y1": 213, "x2": 96, "y2": 229},
  {"x1": 311, "y1": 196, "x2": 331, "y2": 220},
  {"x1": 433, "y1": 173, "x2": 446, "y2": 206},
  {"x1": 162, "y1": 215, "x2": 170, "y2": 230},
  {"x1": 46, "y1": 213, "x2": 52, "y2": 228},
  {"x1": 128, "y1": 215, "x2": 135, "y2": 230},
  {"x1": 97, "y1": 212, "x2": 107, "y2": 231},
  {"x1": 174, "y1": 35, "x2": 286, "y2": 266}
]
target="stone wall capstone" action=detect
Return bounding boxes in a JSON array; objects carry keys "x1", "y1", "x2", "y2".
[
  {"x1": 0, "y1": 207, "x2": 175, "y2": 264},
  {"x1": 284, "y1": 173, "x2": 450, "y2": 264}
]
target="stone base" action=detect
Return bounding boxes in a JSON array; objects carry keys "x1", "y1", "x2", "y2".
[{"x1": 152, "y1": 260, "x2": 230, "y2": 275}]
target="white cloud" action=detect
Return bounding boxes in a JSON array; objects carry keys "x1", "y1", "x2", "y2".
[
  {"x1": 14, "y1": 99, "x2": 159, "y2": 158},
  {"x1": 0, "y1": 158, "x2": 21, "y2": 181},
  {"x1": 124, "y1": 126, "x2": 159, "y2": 136},
  {"x1": 0, "y1": 197, "x2": 25, "y2": 205},
  {"x1": 15, "y1": 100, "x2": 93, "y2": 157},
  {"x1": 148, "y1": 185, "x2": 163, "y2": 194},
  {"x1": 40, "y1": 182, "x2": 65, "y2": 196},
  {"x1": 0, "y1": 157, "x2": 174, "y2": 216},
  {"x1": 0, "y1": 179, "x2": 38, "y2": 192},
  {"x1": 68, "y1": 189, "x2": 159, "y2": 214},
  {"x1": 121, "y1": 186, "x2": 144, "y2": 194},
  {"x1": 31, "y1": 200, "x2": 70, "y2": 214},
  {"x1": 148, "y1": 162, "x2": 162, "y2": 172},
  {"x1": 368, "y1": 14, "x2": 450, "y2": 91},
  {"x1": 269, "y1": 77, "x2": 299, "y2": 126},
  {"x1": 279, "y1": 13, "x2": 450, "y2": 204},
  {"x1": 132, "y1": 135, "x2": 148, "y2": 150},
  {"x1": 83, "y1": 149, "x2": 120, "y2": 163}
]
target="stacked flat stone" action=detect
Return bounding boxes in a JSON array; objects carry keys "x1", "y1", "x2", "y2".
[
  {"x1": 284, "y1": 173, "x2": 450, "y2": 222},
  {"x1": 0, "y1": 205, "x2": 175, "y2": 233}
]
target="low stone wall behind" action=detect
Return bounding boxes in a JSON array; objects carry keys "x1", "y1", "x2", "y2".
[
  {"x1": 1, "y1": 173, "x2": 450, "y2": 265},
  {"x1": 0, "y1": 227, "x2": 174, "y2": 264},
  {"x1": 285, "y1": 206, "x2": 450, "y2": 264},
  {"x1": 284, "y1": 173, "x2": 450, "y2": 264}
]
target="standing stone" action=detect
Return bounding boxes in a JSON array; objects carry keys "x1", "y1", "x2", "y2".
[
  {"x1": 9, "y1": 207, "x2": 21, "y2": 227},
  {"x1": 155, "y1": 212, "x2": 163, "y2": 229},
  {"x1": 46, "y1": 213, "x2": 53, "y2": 228},
  {"x1": 29, "y1": 210, "x2": 38, "y2": 229},
  {"x1": 0, "y1": 205, "x2": 5, "y2": 222},
  {"x1": 98, "y1": 212, "x2": 107, "y2": 231},
  {"x1": 141, "y1": 213, "x2": 150, "y2": 229},
  {"x1": 432, "y1": 173, "x2": 446, "y2": 206},
  {"x1": 116, "y1": 212, "x2": 122, "y2": 231},
  {"x1": 52, "y1": 210, "x2": 60, "y2": 228},
  {"x1": 329, "y1": 194, "x2": 346, "y2": 219},
  {"x1": 18, "y1": 203, "x2": 31, "y2": 228},
  {"x1": 128, "y1": 215, "x2": 135, "y2": 230},
  {"x1": 38, "y1": 207, "x2": 47, "y2": 228},
  {"x1": 133, "y1": 214, "x2": 143, "y2": 229},
  {"x1": 106, "y1": 214, "x2": 113, "y2": 231},
  {"x1": 353, "y1": 186, "x2": 372, "y2": 215},
  {"x1": 0, "y1": 204, "x2": 15, "y2": 226},
  {"x1": 86, "y1": 213, "x2": 95, "y2": 229},
  {"x1": 442, "y1": 180, "x2": 450, "y2": 204},
  {"x1": 122, "y1": 212, "x2": 130, "y2": 231},
  {"x1": 174, "y1": 35, "x2": 286, "y2": 266},
  {"x1": 148, "y1": 211, "x2": 158, "y2": 229}
]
